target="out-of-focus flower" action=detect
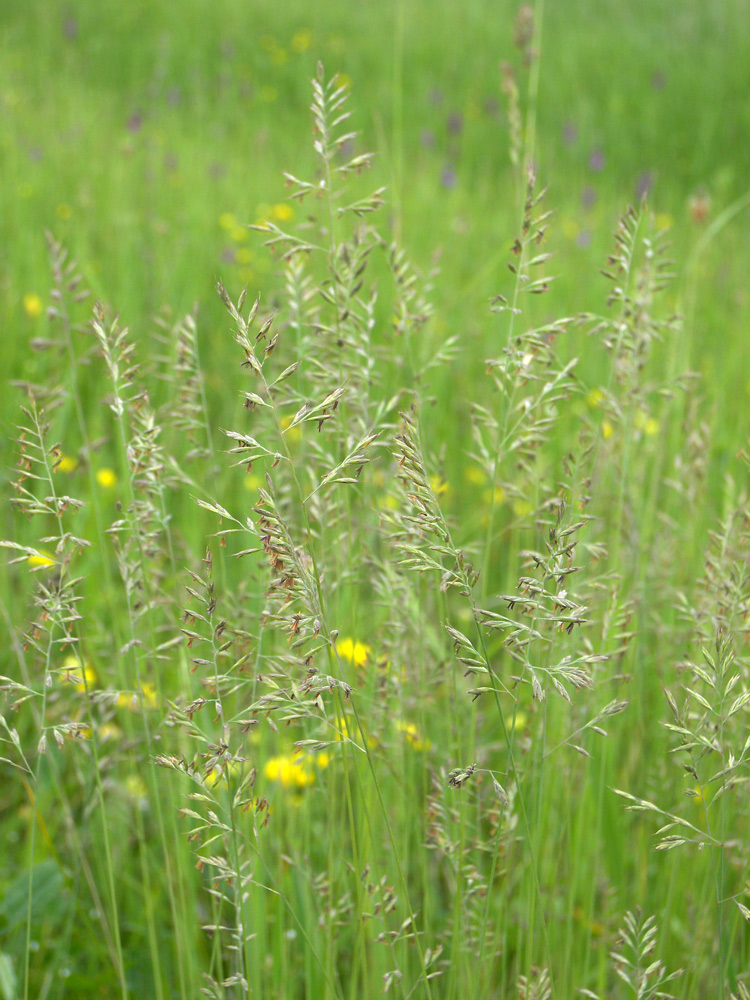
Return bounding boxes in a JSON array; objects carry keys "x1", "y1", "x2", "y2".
[
  {"x1": 98, "y1": 722, "x2": 122, "y2": 742},
  {"x1": 512, "y1": 498, "x2": 534, "y2": 518},
  {"x1": 280, "y1": 414, "x2": 302, "y2": 443},
  {"x1": 264, "y1": 754, "x2": 316, "y2": 789},
  {"x1": 124, "y1": 774, "x2": 149, "y2": 802},
  {"x1": 689, "y1": 191, "x2": 711, "y2": 225},
  {"x1": 430, "y1": 475, "x2": 450, "y2": 497},
  {"x1": 441, "y1": 166, "x2": 457, "y2": 189},
  {"x1": 482, "y1": 485, "x2": 506, "y2": 507},
  {"x1": 396, "y1": 720, "x2": 431, "y2": 752},
  {"x1": 60, "y1": 654, "x2": 97, "y2": 689},
  {"x1": 271, "y1": 202, "x2": 294, "y2": 222},
  {"x1": 464, "y1": 466, "x2": 486, "y2": 486},
  {"x1": 581, "y1": 185, "x2": 597, "y2": 210},
  {"x1": 447, "y1": 111, "x2": 464, "y2": 135},
  {"x1": 505, "y1": 710, "x2": 527, "y2": 732},
  {"x1": 117, "y1": 682, "x2": 158, "y2": 711},
  {"x1": 602, "y1": 420, "x2": 614, "y2": 441},
  {"x1": 291, "y1": 29, "x2": 312, "y2": 54},
  {"x1": 55, "y1": 453, "x2": 78, "y2": 473},
  {"x1": 332, "y1": 714, "x2": 378, "y2": 749},
  {"x1": 96, "y1": 468, "x2": 117, "y2": 489},
  {"x1": 337, "y1": 637, "x2": 371, "y2": 668},
  {"x1": 244, "y1": 473, "x2": 263, "y2": 492},
  {"x1": 562, "y1": 121, "x2": 578, "y2": 146},
  {"x1": 588, "y1": 149, "x2": 605, "y2": 173},
  {"x1": 27, "y1": 550, "x2": 56, "y2": 569},
  {"x1": 634, "y1": 411, "x2": 659, "y2": 436},
  {"x1": 574, "y1": 906, "x2": 604, "y2": 937},
  {"x1": 333, "y1": 714, "x2": 355, "y2": 741},
  {"x1": 205, "y1": 760, "x2": 244, "y2": 788},
  {"x1": 23, "y1": 293, "x2": 44, "y2": 319},
  {"x1": 635, "y1": 171, "x2": 654, "y2": 201}
]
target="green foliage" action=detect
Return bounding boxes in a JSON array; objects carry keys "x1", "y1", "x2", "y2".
[{"x1": 2, "y1": 4, "x2": 750, "y2": 1000}]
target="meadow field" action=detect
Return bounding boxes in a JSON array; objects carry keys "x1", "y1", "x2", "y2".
[{"x1": 2, "y1": 1, "x2": 750, "y2": 997}]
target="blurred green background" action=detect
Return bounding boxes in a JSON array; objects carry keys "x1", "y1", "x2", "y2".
[
  {"x1": 3, "y1": 3, "x2": 750, "y2": 996},
  {"x1": 3, "y1": 0, "x2": 750, "y2": 445}
]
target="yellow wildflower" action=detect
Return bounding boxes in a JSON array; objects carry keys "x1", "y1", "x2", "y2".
[
  {"x1": 96, "y1": 468, "x2": 117, "y2": 489},
  {"x1": 98, "y1": 722, "x2": 122, "y2": 742},
  {"x1": 464, "y1": 466, "x2": 486, "y2": 486},
  {"x1": 573, "y1": 906, "x2": 603, "y2": 938},
  {"x1": 264, "y1": 753, "x2": 315, "y2": 789},
  {"x1": 27, "y1": 551, "x2": 56, "y2": 569},
  {"x1": 280, "y1": 414, "x2": 302, "y2": 443},
  {"x1": 271, "y1": 203, "x2": 294, "y2": 222},
  {"x1": 23, "y1": 293, "x2": 44, "y2": 319},
  {"x1": 230, "y1": 224, "x2": 249, "y2": 244},
  {"x1": 586, "y1": 388, "x2": 604, "y2": 409},
  {"x1": 505, "y1": 710, "x2": 527, "y2": 732},
  {"x1": 60, "y1": 654, "x2": 97, "y2": 689},
  {"x1": 482, "y1": 485, "x2": 506, "y2": 506},
  {"x1": 205, "y1": 759, "x2": 244, "y2": 788},
  {"x1": 655, "y1": 212, "x2": 673, "y2": 231},
  {"x1": 56, "y1": 203, "x2": 72, "y2": 221},
  {"x1": 117, "y1": 682, "x2": 158, "y2": 711},
  {"x1": 396, "y1": 720, "x2": 430, "y2": 752},
  {"x1": 55, "y1": 453, "x2": 78, "y2": 473},
  {"x1": 602, "y1": 420, "x2": 613, "y2": 441},
  {"x1": 634, "y1": 411, "x2": 659, "y2": 436},
  {"x1": 337, "y1": 637, "x2": 371, "y2": 668},
  {"x1": 512, "y1": 498, "x2": 534, "y2": 518},
  {"x1": 236, "y1": 247, "x2": 254, "y2": 265},
  {"x1": 219, "y1": 211, "x2": 237, "y2": 230},
  {"x1": 124, "y1": 775, "x2": 149, "y2": 801},
  {"x1": 244, "y1": 473, "x2": 263, "y2": 492},
  {"x1": 333, "y1": 714, "x2": 355, "y2": 741},
  {"x1": 430, "y1": 475, "x2": 450, "y2": 497},
  {"x1": 334, "y1": 72, "x2": 351, "y2": 90},
  {"x1": 291, "y1": 29, "x2": 312, "y2": 53}
]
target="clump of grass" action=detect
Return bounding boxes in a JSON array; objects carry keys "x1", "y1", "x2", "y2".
[{"x1": 2, "y1": 47, "x2": 750, "y2": 1000}]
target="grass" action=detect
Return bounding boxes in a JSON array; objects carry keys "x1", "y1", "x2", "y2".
[{"x1": 2, "y1": 1, "x2": 750, "y2": 998}]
